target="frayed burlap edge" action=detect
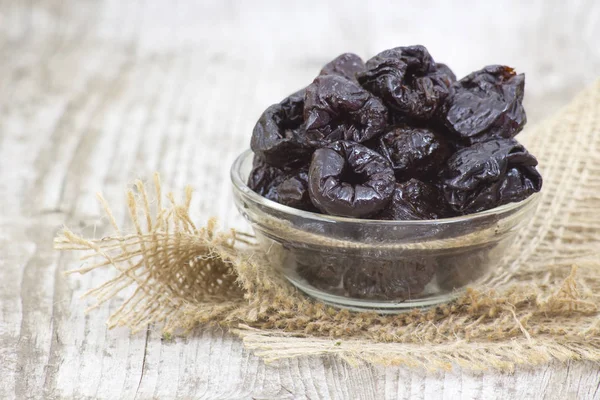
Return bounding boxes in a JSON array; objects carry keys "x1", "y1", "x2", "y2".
[{"x1": 54, "y1": 79, "x2": 600, "y2": 372}]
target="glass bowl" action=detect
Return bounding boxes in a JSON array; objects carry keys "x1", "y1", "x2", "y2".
[{"x1": 231, "y1": 150, "x2": 540, "y2": 312}]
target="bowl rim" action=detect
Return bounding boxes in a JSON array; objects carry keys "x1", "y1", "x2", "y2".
[{"x1": 231, "y1": 149, "x2": 540, "y2": 226}]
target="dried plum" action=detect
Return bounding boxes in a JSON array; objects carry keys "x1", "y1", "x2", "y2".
[
  {"x1": 251, "y1": 89, "x2": 313, "y2": 169},
  {"x1": 441, "y1": 65, "x2": 526, "y2": 144},
  {"x1": 495, "y1": 166, "x2": 542, "y2": 203},
  {"x1": 357, "y1": 46, "x2": 454, "y2": 120},
  {"x1": 275, "y1": 170, "x2": 316, "y2": 211},
  {"x1": 396, "y1": 45, "x2": 435, "y2": 73},
  {"x1": 442, "y1": 138, "x2": 542, "y2": 213},
  {"x1": 320, "y1": 53, "x2": 366, "y2": 81},
  {"x1": 248, "y1": 45, "x2": 542, "y2": 221},
  {"x1": 308, "y1": 141, "x2": 395, "y2": 217},
  {"x1": 247, "y1": 157, "x2": 316, "y2": 211},
  {"x1": 304, "y1": 75, "x2": 388, "y2": 143},
  {"x1": 296, "y1": 252, "x2": 346, "y2": 289},
  {"x1": 378, "y1": 125, "x2": 451, "y2": 180},
  {"x1": 247, "y1": 157, "x2": 287, "y2": 200},
  {"x1": 377, "y1": 179, "x2": 449, "y2": 220},
  {"x1": 435, "y1": 63, "x2": 457, "y2": 84},
  {"x1": 343, "y1": 258, "x2": 435, "y2": 300}
]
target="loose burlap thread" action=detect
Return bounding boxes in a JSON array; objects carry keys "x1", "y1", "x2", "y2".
[{"x1": 54, "y1": 80, "x2": 600, "y2": 372}]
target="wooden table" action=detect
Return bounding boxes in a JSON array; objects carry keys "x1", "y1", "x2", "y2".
[{"x1": 2, "y1": 1, "x2": 599, "y2": 398}]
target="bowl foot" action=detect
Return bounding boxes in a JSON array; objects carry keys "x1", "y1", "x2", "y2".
[{"x1": 286, "y1": 274, "x2": 463, "y2": 313}]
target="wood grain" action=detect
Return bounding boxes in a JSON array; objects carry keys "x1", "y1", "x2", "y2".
[{"x1": 1, "y1": 0, "x2": 599, "y2": 398}]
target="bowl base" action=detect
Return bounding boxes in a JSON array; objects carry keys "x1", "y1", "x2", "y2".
[{"x1": 286, "y1": 275, "x2": 463, "y2": 313}]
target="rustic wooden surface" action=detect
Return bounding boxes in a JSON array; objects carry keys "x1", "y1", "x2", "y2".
[{"x1": 1, "y1": 1, "x2": 600, "y2": 398}]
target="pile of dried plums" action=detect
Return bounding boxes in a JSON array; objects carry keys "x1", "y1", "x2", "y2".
[{"x1": 248, "y1": 45, "x2": 542, "y2": 220}]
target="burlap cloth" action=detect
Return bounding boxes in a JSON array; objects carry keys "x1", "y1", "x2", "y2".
[{"x1": 55, "y1": 79, "x2": 600, "y2": 372}]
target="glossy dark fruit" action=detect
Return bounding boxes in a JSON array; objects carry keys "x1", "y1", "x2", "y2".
[
  {"x1": 442, "y1": 138, "x2": 542, "y2": 213},
  {"x1": 320, "y1": 53, "x2": 366, "y2": 81},
  {"x1": 442, "y1": 65, "x2": 526, "y2": 144},
  {"x1": 357, "y1": 47, "x2": 408, "y2": 102},
  {"x1": 357, "y1": 45, "x2": 454, "y2": 120},
  {"x1": 377, "y1": 179, "x2": 449, "y2": 220},
  {"x1": 308, "y1": 141, "x2": 395, "y2": 218},
  {"x1": 435, "y1": 63, "x2": 457, "y2": 84},
  {"x1": 247, "y1": 157, "x2": 287, "y2": 200},
  {"x1": 343, "y1": 258, "x2": 435, "y2": 300},
  {"x1": 247, "y1": 157, "x2": 316, "y2": 211},
  {"x1": 378, "y1": 125, "x2": 451, "y2": 180},
  {"x1": 251, "y1": 89, "x2": 313, "y2": 169},
  {"x1": 249, "y1": 45, "x2": 542, "y2": 220},
  {"x1": 275, "y1": 170, "x2": 316, "y2": 211},
  {"x1": 495, "y1": 166, "x2": 542, "y2": 203},
  {"x1": 304, "y1": 75, "x2": 388, "y2": 144},
  {"x1": 396, "y1": 45, "x2": 434, "y2": 73}
]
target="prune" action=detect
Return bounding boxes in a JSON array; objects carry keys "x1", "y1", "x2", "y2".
[
  {"x1": 247, "y1": 157, "x2": 316, "y2": 211},
  {"x1": 304, "y1": 75, "x2": 388, "y2": 144},
  {"x1": 343, "y1": 258, "x2": 435, "y2": 300},
  {"x1": 441, "y1": 65, "x2": 526, "y2": 144},
  {"x1": 377, "y1": 179, "x2": 449, "y2": 220},
  {"x1": 247, "y1": 157, "x2": 287, "y2": 200},
  {"x1": 296, "y1": 252, "x2": 346, "y2": 289},
  {"x1": 378, "y1": 125, "x2": 451, "y2": 181},
  {"x1": 397, "y1": 45, "x2": 435, "y2": 73},
  {"x1": 308, "y1": 141, "x2": 395, "y2": 218},
  {"x1": 275, "y1": 170, "x2": 316, "y2": 211},
  {"x1": 251, "y1": 89, "x2": 313, "y2": 169},
  {"x1": 496, "y1": 166, "x2": 542, "y2": 203},
  {"x1": 357, "y1": 45, "x2": 454, "y2": 120},
  {"x1": 248, "y1": 45, "x2": 542, "y2": 222},
  {"x1": 320, "y1": 53, "x2": 366, "y2": 81},
  {"x1": 442, "y1": 138, "x2": 542, "y2": 213},
  {"x1": 435, "y1": 63, "x2": 457, "y2": 84}
]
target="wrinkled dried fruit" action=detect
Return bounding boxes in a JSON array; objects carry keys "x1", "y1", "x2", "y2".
[
  {"x1": 495, "y1": 166, "x2": 542, "y2": 203},
  {"x1": 435, "y1": 63, "x2": 457, "y2": 84},
  {"x1": 296, "y1": 252, "x2": 346, "y2": 289},
  {"x1": 377, "y1": 179, "x2": 449, "y2": 220},
  {"x1": 247, "y1": 157, "x2": 287, "y2": 200},
  {"x1": 343, "y1": 258, "x2": 435, "y2": 300},
  {"x1": 247, "y1": 157, "x2": 316, "y2": 211},
  {"x1": 358, "y1": 46, "x2": 454, "y2": 120},
  {"x1": 248, "y1": 45, "x2": 542, "y2": 220},
  {"x1": 441, "y1": 65, "x2": 526, "y2": 144},
  {"x1": 378, "y1": 125, "x2": 451, "y2": 180},
  {"x1": 308, "y1": 141, "x2": 395, "y2": 217},
  {"x1": 304, "y1": 75, "x2": 388, "y2": 143},
  {"x1": 320, "y1": 53, "x2": 366, "y2": 81},
  {"x1": 275, "y1": 170, "x2": 316, "y2": 211},
  {"x1": 251, "y1": 89, "x2": 313, "y2": 169},
  {"x1": 442, "y1": 138, "x2": 542, "y2": 213}
]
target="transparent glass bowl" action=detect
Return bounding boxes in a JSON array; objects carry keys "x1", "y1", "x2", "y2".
[{"x1": 231, "y1": 150, "x2": 539, "y2": 312}]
